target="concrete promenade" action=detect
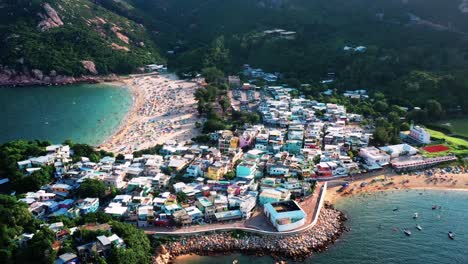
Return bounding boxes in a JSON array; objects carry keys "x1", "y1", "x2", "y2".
[{"x1": 144, "y1": 182, "x2": 328, "y2": 236}]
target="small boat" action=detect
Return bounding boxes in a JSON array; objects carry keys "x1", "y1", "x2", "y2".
[
  {"x1": 413, "y1": 213, "x2": 419, "y2": 219},
  {"x1": 392, "y1": 207, "x2": 399, "y2": 212},
  {"x1": 432, "y1": 205, "x2": 437, "y2": 210},
  {"x1": 404, "y1": 229, "x2": 412, "y2": 236},
  {"x1": 416, "y1": 224, "x2": 422, "y2": 231},
  {"x1": 448, "y1": 231, "x2": 455, "y2": 240}
]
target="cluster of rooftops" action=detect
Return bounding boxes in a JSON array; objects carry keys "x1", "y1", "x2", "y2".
[{"x1": 8, "y1": 76, "x2": 461, "y2": 262}]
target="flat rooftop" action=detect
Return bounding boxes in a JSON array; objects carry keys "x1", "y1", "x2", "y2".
[{"x1": 270, "y1": 200, "x2": 301, "y2": 213}]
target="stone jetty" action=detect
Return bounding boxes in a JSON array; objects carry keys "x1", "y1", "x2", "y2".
[{"x1": 153, "y1": 205, "x2": 347, "y2": 263}]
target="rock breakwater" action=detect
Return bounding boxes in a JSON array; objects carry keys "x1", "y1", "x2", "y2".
[{"x1": 153, "y1": 206, "x2": 347, "y2": 263}]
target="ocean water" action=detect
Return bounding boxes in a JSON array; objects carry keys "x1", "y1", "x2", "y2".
[
  {"x1": 175, "y1": 190, "x2": 468, "y2": 264},
  {"x1": 0, "y1": 84, "x2": 132, "y2": 145}
]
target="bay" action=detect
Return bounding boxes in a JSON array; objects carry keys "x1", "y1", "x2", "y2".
[
  {"x1": 175, "y1": 190, "x2": 468, "y2": 264},
  {"x1": 0, "y1": 83, "x2": 131, "y2": 145}
]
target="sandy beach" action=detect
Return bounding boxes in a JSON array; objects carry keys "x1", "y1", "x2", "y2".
[
  {"x1": 326, "y1": 168, "x2": 468, "y2": 204},
  {"x1": 99, "y1": 73, "x2": 203, "y2": 153}
]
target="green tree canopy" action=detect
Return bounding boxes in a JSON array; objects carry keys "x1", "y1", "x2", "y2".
[
  {"x1": 201, "y1": 67, "x2": 225, "y2": 84},
  {"x1": 76, "y1": 179, "x2": 107, "y2": 199},
  {"x1": 108, "y1": 222, "x2": 152, "y2": 264},
  {"x1": 425, "y1": 99, "x2": 444, "y2": 120}
]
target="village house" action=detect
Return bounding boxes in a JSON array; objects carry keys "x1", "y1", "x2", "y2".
[
  {"x1": 236, "y1": 161, "x2": 257, "y2": 180},
  {"x1": 56, "y1": 253, "x2": 78, "y2": 264},
  {"x1": 218, "y1": 130, "x2": 240, "y2": 154},
  {"x1": 50, "y1": 183, "x2": 73, "y2": 198},
  {"x1": 206, "y1": 160, "x2": 230, "y2": 180},
  {"x1": 186, "y1": 161, "x2": 205, "y2": 177},
  {"x1": 258, "y1": 188, "x2": 291, "y2": 205},
  {"x1": 76, "y1": 198, "x2": 99, "y2": 215},
  {"x1": 195, "y1": 196, "x2": 216, "y2": 221},
  {"x1": 102, "y1": 170, "x2": 126, "y2": 189},
  {"x1": 152, "y1": 173, "x2": 170, "y2": 190}
]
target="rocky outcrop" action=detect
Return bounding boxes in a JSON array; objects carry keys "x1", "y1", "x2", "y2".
[
  {"x1": 81, "y1": 60, "x2": 98, "y2": 75},
  {"x1": 153, "y1": 245, "x2": 171, "y2": 264},
  {"x1": 37, "y1": 3, "x2": 64, "y2": 31},
  {"x1": 159, "y1": 207, "x2": 348, "y2": 262},
  {"x1": 112, "y1": 26, "x2": 130, "y2": 44},
  {"x1": 31, "y1": 69, "x2": 44, "y2": 80},
  {"x1": 0, "y1": 66, "x2": 118, "y2": 86},
  {"x1": 111, "y1": 43, "x2": 130, "y2": 52}
]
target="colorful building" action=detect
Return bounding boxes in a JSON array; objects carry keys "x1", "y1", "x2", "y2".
[
  {"x1": 409, "y1": 124, "x2": 431, "y2": 144},
  {"x1": 236, "y1": 161, "x2": 257, "y2": 179}
]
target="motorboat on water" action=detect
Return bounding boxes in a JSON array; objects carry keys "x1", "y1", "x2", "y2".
[
  {"x1": 413, "y1": 213, "x2": 419, "y2": 219},
  {"x1": 392, "y1": 207, "x2": 399, "y2": 212},
  {"x1": 416, "y1": 224, "x2": 422, "y2": 231},
  {"x1": 404, "y1": 229, "x2": 412, "y2": 236},
  {"x1": 432, "y1": 205, "x2": 437, "y2": 210},
  {"x1": 448, "y1": 231, "x2": 455, "y2": 240}
]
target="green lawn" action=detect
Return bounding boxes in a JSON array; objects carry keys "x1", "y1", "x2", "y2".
[
  {"x1": 426, "y1": 128, "x2": 468, "y2": 158},
  {"x1": 433, "y1": 118, "x2": 468, "y2": 137}
]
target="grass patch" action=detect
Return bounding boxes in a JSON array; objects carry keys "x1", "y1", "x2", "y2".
[
  {"x1": 432, "y1": 118, "x2": 468, "y2": 137},
  {"x1": 427, "y1": 129, "x2": 468, "y2": 147},
  {"x1": 426, "y1": 128, "x2": 468, "y2": 158}
]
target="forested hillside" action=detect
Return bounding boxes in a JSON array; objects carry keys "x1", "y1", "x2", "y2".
[
  {"x1": 1, "y1": 0, "x2": 467, "y2": 117},
  {"x1": 0, "y1": 0, "x2": 163, "y2": 78},
  {"x1": 122, "y1": 0, "x2": 468, "y2": 116}
]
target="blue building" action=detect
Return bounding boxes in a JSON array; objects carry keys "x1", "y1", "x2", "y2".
[{"x1": 76, "y1": 198, "x2": 99, "y2": 215}]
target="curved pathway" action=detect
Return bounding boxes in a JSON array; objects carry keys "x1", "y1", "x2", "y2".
[{"x1": 144, "y1": 182, "x2": 327, "y2": 236}]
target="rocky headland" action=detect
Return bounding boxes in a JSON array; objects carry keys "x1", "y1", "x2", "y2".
[{"x1": 0, "y1": 65, "x2": 119, "y2": 87}]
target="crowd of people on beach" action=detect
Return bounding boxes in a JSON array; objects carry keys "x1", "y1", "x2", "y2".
[
  {"x1": 329, "y1": 166, "x2": 468, "y2": 201},
  {"x1": 101, "y1": 75, "x2": 202, "y2": 153},
  {"x1": 162, "y1": 207, "x2": 346, "y2": 262}
]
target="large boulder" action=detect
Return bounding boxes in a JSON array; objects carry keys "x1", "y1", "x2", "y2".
[
  {"x1": 31, "y1": 69, "x2": 44, "y2": 80},
  {"x1": 81, "y1": 60, "x2": 98, "y2": 75}
]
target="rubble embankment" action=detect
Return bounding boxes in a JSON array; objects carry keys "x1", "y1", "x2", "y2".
[{"x1": 153, "y1": 204, "x2": 348, "y2": 264}]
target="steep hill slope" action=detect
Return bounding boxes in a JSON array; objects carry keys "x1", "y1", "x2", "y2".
[
  {"x1": 0, "y1": 0, "x2": 163, "y2": 84},
  {"x1": 121, "y1": 0, "x2": 468, "y2": 113}
]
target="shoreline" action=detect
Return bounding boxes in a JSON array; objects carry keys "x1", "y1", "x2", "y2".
[
  {"x1": 153, "y1": 205, "x2": 348, "y2": 264},
  {"x1": 0, "y1": 72, "x2": 202, "y2": 153},
  {"x1": 97, "y1": 80, "x2": 136, "y2": 147},
  {"x1": 97, "y1": 78, "x2": 141, "y2": 149},
  {"x1": 0, "y1": 74, "x2": 121, "y2": 88},
  {"x1": 155, "y1": 177, "x2": 468, "y2": 264},
  {"x1": 98, "y1": 73, "x2": 203, "y2": 153},
  {"x1": 325, "y1": 169, "x2": 468, "y2": 204}
]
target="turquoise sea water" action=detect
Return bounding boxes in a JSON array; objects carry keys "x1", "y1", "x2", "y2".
[
  {"x1": 0, "y1": 84, "x2": 132, "y2": 145},
  {"x1": 175, "y1": 190, "x2": 468, "y2": 264}
]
